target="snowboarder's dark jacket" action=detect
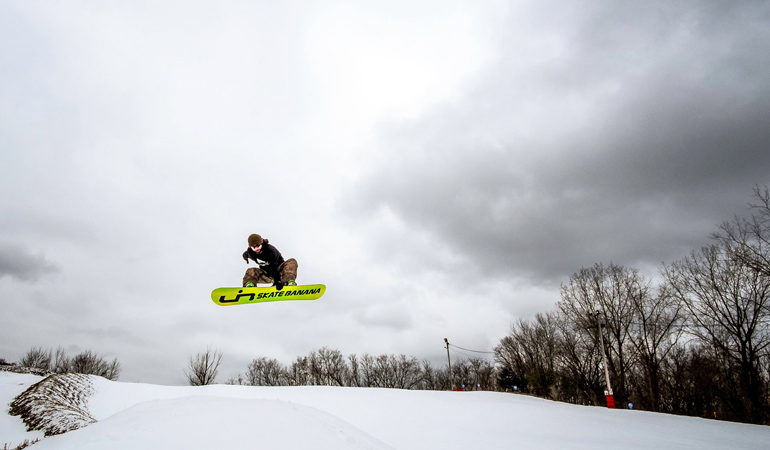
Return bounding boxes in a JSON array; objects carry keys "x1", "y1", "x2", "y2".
[{"x1": 242, "y1": 239, "x2": 285, "y2": 281}]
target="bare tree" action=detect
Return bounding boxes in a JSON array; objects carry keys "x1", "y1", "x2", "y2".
[
  {"x1": 434, "y1": 365, "x2": 453, "y2": 391},
  {"x1": 373, "y1": 354, "x2": 394, "y2": 387},
  {"x1": 246, "y1": 357, "x2": 286, "y2": 386},
  {"x1": 715, "y1": 185, "x2": 770, "y2": 278},
  {"x1": 419, "y1": 360, "x2": 440, "y2": 390},
  {"x1": 358, "y1": 353, "x2": 378, "y2": 387},
  {"x1": 286, "y1": 356, "x2": 310, "y2": 386},
  {"x1": 467, "y1": 358, "x2": 496, "y2": 391},
  {"x1": 53, "y1": 347, "x2": 71, "y2": 374},
  {"x1": 628, "y1": 283, "x2": 685, "y2": 412},
  {"x1": 558, "y1": 263, "x2": 639, "y2": 406},
  {"x1": 22, "y1": 347, "x2": 121, "y2": 380},
  {"x1": 70, "y1": 351, "x2": 110, "y2": 378},
  {"x1": 308, "y1": 347, "x2": 348, "y2": 386},
  {"x1": 390, "y1": 354, "x2": 422, "y2": 389},
  {"x1": 495, "y1": 313, "x2": 559, "y2": 398},
  {"x1": 553, "y1": 313, "x2": 604, "y2": 405},
  {"x1": 495, "y1": 330, "x2": 528, "y2": 392},
  {"x1": 350, "y1": 353, "x2": 423, "y2": 389},
  {"x1": 451, "y1": 359, "x2": 475, "y2": 390},
  {"x1": 185, "y1": 347, "x2": 223, "y2": 386},
  {"x1": 21, "y1": 347, "x2": 52, "y2": 372},
  {"x1": 102, "y1": 357, "x2": 121, "y2": 381},
  {"x1": 347, "y1": 354, "x2": 362, "y2": 387},
  {"x1": 664, "y1": 244, "x2": 770, "y2": 423},
  {"x1": 659, "y1": 343, "x2": 723, "y2": 418}
]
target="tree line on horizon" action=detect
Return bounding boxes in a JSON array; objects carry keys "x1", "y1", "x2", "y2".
[
  {"x1": 186, "y1": 346, "x2": 496, "y2": 391},
  {"x1": 4, "y1": 346, "x2": 121, "y2": 381}
]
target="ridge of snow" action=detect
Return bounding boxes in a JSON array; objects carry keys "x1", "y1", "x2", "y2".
[{"x1": 3, "y1": 372, "x2": 770, "y2": 450}]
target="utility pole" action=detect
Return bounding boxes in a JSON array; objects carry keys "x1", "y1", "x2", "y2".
[
  {"x1": 444, "y1": 338, "x2": 453, "y2": 390},
  {"x1": 595, "y1": 311, "x2": 615, "y2": 408}
]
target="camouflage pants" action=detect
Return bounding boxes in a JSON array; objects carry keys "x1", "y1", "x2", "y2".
[{"x1": 242, "y1": 258, "x2": 298, "y2": 287}]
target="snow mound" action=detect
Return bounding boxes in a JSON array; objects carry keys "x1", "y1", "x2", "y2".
[
  {"x1": 4, "y1": 373, "x2": 770, "y2": 450},
  {"x1": 27, "y1": 395, "x2": 394, "y2": 450},
  {"x1": 9, "y1": 373, "x2": 96, "y2": 437}
]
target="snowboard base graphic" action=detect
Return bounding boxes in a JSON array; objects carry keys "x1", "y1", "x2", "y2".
[{"x1": 211, "y1": 284, "x2": 326, "y2": 306}]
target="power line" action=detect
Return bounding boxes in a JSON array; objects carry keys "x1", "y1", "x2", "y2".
[
  {"x1": 451, "y1": 347, "x2": 495, "y2": 360},
  {"x1": 447, "y1": 343, "x2": 495, "y2": 355}
]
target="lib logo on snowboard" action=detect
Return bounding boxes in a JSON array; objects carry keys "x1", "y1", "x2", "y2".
[
  {"x1": 218, "y1": 288, "x2": 323, "y2": 303},
  {"x1": 211, "y1": 284, "x2": 326, "y2": 306}
]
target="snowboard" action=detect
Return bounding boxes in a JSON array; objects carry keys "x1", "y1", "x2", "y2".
[{"x1": 211, "y1": 284, "x2": 326, "y2": 306}]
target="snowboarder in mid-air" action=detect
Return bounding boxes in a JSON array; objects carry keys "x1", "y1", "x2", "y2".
[
  {"x1": 210, "y1": 233, "x2": 323, "y2": 306},
  {"x1": 242, "y1": 234, "x2": 298, "y2": 290}
]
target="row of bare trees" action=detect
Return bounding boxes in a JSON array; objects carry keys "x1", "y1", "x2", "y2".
[
  {"x1": 495, "y1": 186, "x2": 770, "y2": 424},
  {"x1": 230, "y1": 347, "x2": 496, "y2": 390},
  {"x1": 186, "y1": 346, "x2": 496, "y2": 391},
  {"x1": 14, "y1": 346, "x2": 121, "y2": 381}
]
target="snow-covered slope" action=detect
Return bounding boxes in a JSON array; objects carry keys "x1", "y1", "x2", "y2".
[
  {"x1": 3, "y1": 372, "x2": 770, "y2": 450},
  {"x1": 2, "y1": 372, "x2": 46, "y2": 448}
]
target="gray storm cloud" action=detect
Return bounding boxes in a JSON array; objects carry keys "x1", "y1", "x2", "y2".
[
  {"x1": 0, "y1": 241, "x2": 60, "y2": 282},
  {"x1": 342, "y1": 1, "x2": 770, "y2": 283}
]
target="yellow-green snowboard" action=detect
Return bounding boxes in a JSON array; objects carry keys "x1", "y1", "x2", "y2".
[{"x1": 211, "y1": 284, "x2": 325, "y2": 306}]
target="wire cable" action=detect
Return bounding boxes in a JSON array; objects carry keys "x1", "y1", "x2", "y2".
[
  {"x1": 450, "y1": 347, "x2": 495, "y2": 360},
  {"x1": 448, "y1": 343, "x2": 495, "y2": 355}
]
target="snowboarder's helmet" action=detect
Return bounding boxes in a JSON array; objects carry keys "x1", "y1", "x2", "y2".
[{"x1": 248, "y1": 234, "x2": 263, "y2": 247}]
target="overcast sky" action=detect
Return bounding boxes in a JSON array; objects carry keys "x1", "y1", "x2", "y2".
[{"x1": 2, "y1": 1, "x2": 769, "y2": 384}]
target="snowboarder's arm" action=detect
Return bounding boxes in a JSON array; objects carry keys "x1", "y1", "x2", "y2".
[{"x1": 265, "y1": 265, "x2": 281, "y2": 282}]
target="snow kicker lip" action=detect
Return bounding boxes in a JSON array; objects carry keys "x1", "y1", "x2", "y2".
[{"x1": 211, "y1": 285, "x2": 326, "y2": 306}]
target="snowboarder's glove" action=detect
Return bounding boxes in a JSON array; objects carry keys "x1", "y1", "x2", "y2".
[
  {"x1": 274, "y1": 280, "x2": 284, "y2": 291},
  {"x1": 243, "y1": 253, "x2": 249, "y2": 264}
]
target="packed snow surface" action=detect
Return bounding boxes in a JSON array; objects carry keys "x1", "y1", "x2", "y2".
[{"x1": 3, "y1": 372, "x2": 770, "y2": 449}]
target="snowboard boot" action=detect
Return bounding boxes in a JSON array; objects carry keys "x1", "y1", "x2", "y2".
[
  {"x1": 285, "y1": 280, "x2": 297, "y2": 286},
  {"x1": 245, "y1": 282, "x2": 255, "y2": 287}
]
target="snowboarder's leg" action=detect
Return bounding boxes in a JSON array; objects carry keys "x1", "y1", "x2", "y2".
[
  {"x1": 278, "y1": 258, "x2": 298, "y2": 284},
  {"x1": 243, "y1": 267, "x2": 273, "y2": 287}
]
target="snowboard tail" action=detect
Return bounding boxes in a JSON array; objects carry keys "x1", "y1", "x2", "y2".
[{"x1": 211, "y1": 284, "x2": 325, "y2": 306}]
